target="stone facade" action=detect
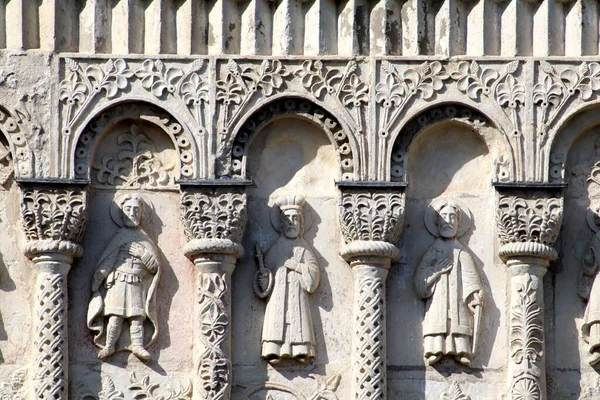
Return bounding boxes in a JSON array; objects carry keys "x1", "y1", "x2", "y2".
[{"x1": 0, "y1": 2, "x2": 600, "y2": 399}]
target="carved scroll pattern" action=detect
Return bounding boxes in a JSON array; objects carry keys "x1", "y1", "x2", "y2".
[
  {"x1": 34, "y1": 273, "x2": 67, "y2": 400},
  {"x1": 180, "y1": 188, "x2": 247, "y2": 243},
  {"x1": 242, "y1": 374, "x2": 341, "y2": 400},
  {"x1": 509, "y1": 274, "x2": 543, "y2": 400},
  {"x1": 339, "y1": 191, "x2": 404, "y2": 244},
  {"x1": 20, "y1": 188, "x2": 87, "y2": 244},
  {"x1": 74, "y1": 373, "x2": 192, "y2": 400},
  {"x1": 197, "y1": 273, "x2": 229, "y2": 400},
  {"x1": 354, "y1": 276, "x2": 385, "y2": 400}
]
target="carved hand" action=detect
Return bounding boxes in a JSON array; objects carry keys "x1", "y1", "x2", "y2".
[
  {"x1": 285, "y1": 259, "x2": 298, "y2": 271},
  {"x1": 128, "y1": 242, "x2": 146, "y2": 259},
  {"x1": 468, "y1": 290, "x2": 483, "y2": 313},
  {"x1": 426, "y1": 259, "x2": 453, "y2": 286}
]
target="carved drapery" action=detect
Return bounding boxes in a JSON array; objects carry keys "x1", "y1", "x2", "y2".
[
  {"x1": 180, "y1": 184, "x2": 247, "y2": 400},
  {"x1": 496, "y1": 189, "x2": 563, "y2": 400},
  {"x1": 19, "y1": 183, "x2": 88, "y2": 400},
  {"x1": 338, "y1": 186, "x2": 404, "y2": 400}
]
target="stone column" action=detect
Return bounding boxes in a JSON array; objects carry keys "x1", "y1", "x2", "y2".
[
  {"x1": 19, "y1": 183, "x2": 88, "y2": 400},
  {"x1": 338, "y1": 185, "x2": 405, "y2": 400},
  {"x1": 496, "y1": 188, "x2": 563, "y2": 400},
  {"x1": 179, "y1": 183, "x2": 248, "y2": 400}
]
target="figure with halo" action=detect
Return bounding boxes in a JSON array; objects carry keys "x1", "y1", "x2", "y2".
[
  {"x1": 578, "y1": 201, "x2": 600, "y2": 366},
  {"x1": 253, "y1": 195, "x2": 320, "y2": 364},
  {"x1": 87, "y1": 194, "x2": 161, "y2": 361},
  {"x1": 414, "y1": 199, "x2": 483, "y2": 367}
]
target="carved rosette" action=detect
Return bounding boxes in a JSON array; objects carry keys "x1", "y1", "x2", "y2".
[
  {"x1": 338, "y1": 187, "x2": 404, "y2": 400},
  {"x1": 19, "y1": 185, "x2": 88, "y2": 400},
  {"x1": 496, "y1": 191, "x2": 563, "y2": 400},
  {"x1": 180, "y1": 185, "x2": 247, "y2": 400}
]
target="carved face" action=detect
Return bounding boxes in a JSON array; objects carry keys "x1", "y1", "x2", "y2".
[
  {"x1": 437, "y1": 204, "x2": 459, "y2": 239},
  {"x1": 121, "y1": 197, "x2": 142, "y2": 228},
  {"x1": 281, "y1": 209, "x2": 303, "y2": 239}
]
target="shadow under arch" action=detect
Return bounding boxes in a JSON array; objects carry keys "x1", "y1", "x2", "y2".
[
  {"x1": 548, "y1": 101, "x2": 600, "y2": 183},
  {"x1": 386, "y1": 102, "x2": 515, "y2": 183},
  {"x1": 69, "y1": 100, "x2": 200, "y2": 181},
  {"x1": 220, "y1": 95, "x2": 360, "y2": 181}
]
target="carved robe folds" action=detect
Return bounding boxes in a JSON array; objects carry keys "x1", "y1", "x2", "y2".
[
  {"x1": 261, "y1": 237, "x2": 320, "y2": 359},
  {"x1": 415, "y1": 239, "x2": 482, "y2": 357}
]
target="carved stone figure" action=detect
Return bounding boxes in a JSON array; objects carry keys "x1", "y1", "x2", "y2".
[
  {"x1": 87, "y1": 194, "x2": 161, "y2": 361},
  {"x1": 415, "y1": 199, "x2": 483, "y2": 367},
  {"x1": 254, "y1": 195, "x2": 320, "y2": 364},
  {"x1": 578, "y1": 201, "x2": 600, "y2": 366}
]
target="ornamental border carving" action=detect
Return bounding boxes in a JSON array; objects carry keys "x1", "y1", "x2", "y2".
[
  {"x1": 219, "y1": 96, "x2": 359, "y2": 181},
  {"x1": 72, "y1": 102, "x2": 198, "y2": 184}
]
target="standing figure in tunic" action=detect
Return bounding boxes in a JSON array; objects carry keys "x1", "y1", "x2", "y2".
[
  {"x1": 254, "y1": 195, "x2": 320, "y2": 364},
  {"x1": 579, "y1": 202, "x2": 600, "y2": 366},
  {"x1": 87, "y1": 194, "x2": 161, "y2": 361},
  {"x1": 415, "y1": 199, "x2": 483, "y2": 367}
]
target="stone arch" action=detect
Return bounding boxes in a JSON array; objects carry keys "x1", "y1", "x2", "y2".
[
  {"x1": 221, "y1": 96, "x2": 360, "y2": 181},
  {"x1": 548, "y1": 101, "x2": 600, "y2": 182},
  {"x1": 72, "y1": 101, "x2": 199, "y2": 183},
  {"x1": 0, "y1": 107, "x2": 33, "y2": 179},
  {"x1": 387, "y1": 102, "x2": 514, "y2": 183}
]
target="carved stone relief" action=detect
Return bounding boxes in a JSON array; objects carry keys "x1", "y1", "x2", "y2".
[
  {"x1": 415, "y1": 199, "x2": 483, "y2": 367},
  {"x1": 240, "y1": 374, "x2": 341, "y2": 400},
  {"x1": 75, "y1": 103, "x2": 195, "y2": 183},
  {"x1": 253, "y1": 195, "x2": 320, "y2": 364},
  {"x1": 87, "y1": 195, "x2": 160, "y2": 361}
]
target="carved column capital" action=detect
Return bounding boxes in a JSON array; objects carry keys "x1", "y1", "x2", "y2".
[
  {"x1": 339, "y1": 187, "x2": 404, "y2": 262},
  {"x1": 17, "y1": 182, "x2": 88, "y2": 400},
  {"x1": 180, "y1": 185, "x2": 247, "y2": 262},
  {"x1": 496, "y1": 191, "x2": 563, "y2": 263},
  {"x1": 179, "y1": 182, "x2": 248, "y2": 400},
  {"x1": 495, "y1": 187, "x2": 564, "y2": 400},
  {"x1": 20, "y1": 184, "x2": 88, "y2": 260},
  {"x1": 337, "y1": 184, "x2": 404, "y2": 400}
]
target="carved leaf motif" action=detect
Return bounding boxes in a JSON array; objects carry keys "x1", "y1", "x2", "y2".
[
  {"x1": 339, "y1": 192, "x2": 404, "y2": 243},
  {"x1": 375, "y1": 73, "x2": 404, "y2": 108},
  {"x1": 497, "y1": 196, "x2": 562, "y2": 246},
  {"x1": 135, "y1": 59, "x2": 184, "y2": 97},
  {"x1": 497, "y1": 75, "x2": 525, "y2": 109},
  {"x1": 215, "y1": 73, "x2": 244, "y2": 105},
  {"x1": 441, "y1": 382, "x2": 471, "y2": 400},
  {"x1": 510, "y1": 276, "x2": 543, "y2": 385},
  {"x1": 180, "y1": 188, "x2": 247, "y2": 243},
  {"x1": 533, "y1": 75, "x2": 563, "y2": 107},
  {"x1": 341, "y1": 75, "x2": 369, "y2": 107},
  {"x1": 129, "y1": 372, "x2": 192, "y2": 400},
  {"x1": 181, "y1": 73, "x2": 209, "y2": 106},
  {"x1": 92, "y1": 124, "x2": 175, "y2": 188}
]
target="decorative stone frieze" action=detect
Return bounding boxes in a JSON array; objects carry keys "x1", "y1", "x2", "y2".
[
  {"x1": 496, "y1": 187, "x2": 563, "y2": 400},
  {"x1": 19, "y1": 182, "x2": 88, "y2": 400},
  {"x1": 180, "y1": 182, "x2": 248, "y2": 400},
  {"x1": 338, "y1": 184, "x2": 404, "y2": 400}
]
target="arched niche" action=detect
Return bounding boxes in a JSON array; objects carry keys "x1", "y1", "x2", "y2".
[
  {"x1": 549, "y1": 102, "x2": 600, "y2": 182},
  {"x1": 388, "y1": 103, "x2": 514, "y2": 183},
  {"x1": 69, "y1": 104, "x2": 195, "y2": 376},
  {"x1": 552, "y1": 122, "x2": 600, "y2": 395},
  {"x1": 72, "y1": 102, "x2": 198, "y2": 183},
  {"x1": 386, "y1": 106, "x2": 505, "y2": 396},
  {"x1": 230, "y1": 115, "x2": 351, "y2": 398},
  {"x1": 222, "y1": 97, "x2": 359, "y2": 181}
]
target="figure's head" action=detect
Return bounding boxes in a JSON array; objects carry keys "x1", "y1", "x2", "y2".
[
  {"x1": 120, "y1": 195, "x2": 144, "y2": 228},
  {"x1": 276, "y1": 195, "x2": 306, "y2": 239},
  {"x1": 437, "y1": 202, "x2": 460, "y2": 239}
]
